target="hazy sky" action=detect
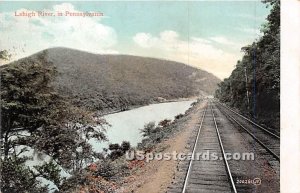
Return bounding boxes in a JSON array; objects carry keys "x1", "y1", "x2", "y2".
[{"x1": 0, "y1": 1, "x2": 270, "y2": 79}]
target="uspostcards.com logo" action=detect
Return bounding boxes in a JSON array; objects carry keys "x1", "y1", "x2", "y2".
[{"x1": 125, "y1": 150, "x2": 255, "y2": 162}]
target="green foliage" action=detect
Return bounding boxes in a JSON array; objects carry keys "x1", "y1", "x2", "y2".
[
  {"x1": 93, "y1": 158, "x2": 129, "y2": 180},
  {"x1": 140, "y1": 122, "x2": 157, "y2": 138},
  {"x1": 0, "y1": 50, "x2": 11, "y2": 61},
  {"x1": 108, "y1": 143, "x2": 121, "y2": 151},
  {"x1": 139, "y1": 121, "x2": 168, "y2": 146},
  {"x1": 108, "y1": 141, "x2": 131, "y2": 160},
  {"x1": 34, "y1": 161, "x2": 63, "y2": 186},
  {"x1": 59, "y1": 158, "x2": 130, "y2": 193},
  {"x1": 18, "y1": 48, "x2": 220, "y2": 113},
  {"x1": 1, "y1": 53, "x2": 60, "y2": 157},
  {"x1": 215, "y1": 0, "x2": 280, "y2": 130},
  {"x1": 120, "y1": 141, "x2": 131, "y2": 152},
  {"x1": 175, "y1": 113, "x2": 184, "y2": 120},
  {"x1": 0, "y1": 156, "x2": 48, "y2": 193},
  {"x1": 0, "y1": 52, "x2": 107, "y2": 192},
  {"x1": 138, "y1": 119, "x2": 176, "y2": 150},
  {"x1": 158, "y1": 119, "x2": 172, "y2": 127}
]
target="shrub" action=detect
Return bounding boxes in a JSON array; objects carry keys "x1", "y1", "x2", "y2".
[
  {"x1": 108, "y1": 141, "x2": 131, "y2": 160},
  {"x1": 158, "y1": 119, "x2": 172, "y2": 127},
  {"x1": 175, "y1": 114, "x2": 184, "y2": 120}
]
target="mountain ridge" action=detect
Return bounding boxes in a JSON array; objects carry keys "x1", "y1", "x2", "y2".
[{"x1": 8, "y1": 47, "x2": 221, "y2": 112}]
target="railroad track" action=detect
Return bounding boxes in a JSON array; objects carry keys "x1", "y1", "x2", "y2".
[
  {"x1": 180, "y1": 102, "x2": 236, "y2": 193},
  {"x1": 168, "y1": 100, "x2": 280, "y2": 193},
  {"x1": 214, "y1": 101, "x2": 280, "y2": 161}
]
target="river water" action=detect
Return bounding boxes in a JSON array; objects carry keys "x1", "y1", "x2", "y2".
[
  {"x1": 89, "y1": 99, "x2": 196, "y2": 152},
  {"x1": 16, "y1": 99, "x2": 195, "y2": 192}
]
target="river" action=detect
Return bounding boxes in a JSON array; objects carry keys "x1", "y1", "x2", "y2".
[
  {"x1": 89, "y1": 99, "x2": 196, "y2": 152},
  {"x1": 15, "y1": 99, "x2": 195, "y2": 192}
]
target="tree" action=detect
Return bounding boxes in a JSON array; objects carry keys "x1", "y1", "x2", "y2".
[
  {"x1": 0, "y1": 52, "x2": 107, "y2": 192},
  {"x1": 0, "y1": 50, "x2": 11, "y2": 62},
  {"x1": 140, "y1": 122, "x2": 156, "y2": 137},
  {"x1": 108, "y1": 141, "x2": 131, "y2": 160},
  {"x1": 0, "y1": 156, "x2": 48, "y2": 193},
  {"x1": 215, "y1": 0, "x2": 280, "y2": 130},
  {"x1": 158, "y1": 119, "x2": 172, "y2": 127},
  {"x1": 1, "y1": 53, "x2": 59, "y2": 158}
]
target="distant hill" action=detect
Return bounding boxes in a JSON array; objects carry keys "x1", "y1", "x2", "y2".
[{"x1": 10, "y1": 47, "x2": 220, "y2": 112}]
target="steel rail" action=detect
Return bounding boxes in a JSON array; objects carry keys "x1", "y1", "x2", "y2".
[
  {"x1": 181, "y1": 103, "x2": 207, "y2": 193},
  {"x1": 210, "y1": 103, "x2": 238, "y2": 193},
  {"x1": 216, "y1": 103, "x2": 280, "y2": 162},
  {"x1": 216, "y1": 101, "x2": 280, "y2": 139}
]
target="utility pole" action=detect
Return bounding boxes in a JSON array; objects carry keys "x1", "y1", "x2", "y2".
[
  {"x1": 230, "y1": 80, "x2": 233, "y2": 101},
  {"x1": 244, "y1": 66, "x2": 250, "y2": 110}
]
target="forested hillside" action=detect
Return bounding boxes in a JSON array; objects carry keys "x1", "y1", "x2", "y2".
[
  {"x1": 215, "y1": 0, "x2": 280, "y2": 131},
  {"x1": 16, "y1": 48, "x2": 220, "y2": 113}
]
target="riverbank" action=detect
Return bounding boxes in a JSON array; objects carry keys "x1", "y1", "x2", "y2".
[
  {"x1": 58, "y1": 98, "x2": 202, "y2": 192},
  {"x1": 118, "y1": 100, "x2": 207, "y2": 192},
  {"x1": 96, "y1": 96, "x2": 199, "y2": 117},
  {"x1": 90, "y1": 98, "x2": 198, "y2": 151},
  {"x1": 63, "y1": 99, "x2": 206, "y2": 192}
]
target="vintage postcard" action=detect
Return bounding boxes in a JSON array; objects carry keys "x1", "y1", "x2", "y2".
[{"x1": 0, "y1": 0, "x2": 290, "y2": 193}]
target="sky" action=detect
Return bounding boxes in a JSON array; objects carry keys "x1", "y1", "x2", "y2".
[{"x1": 0, "y1": 1, "x2": 270, "y2": 79}]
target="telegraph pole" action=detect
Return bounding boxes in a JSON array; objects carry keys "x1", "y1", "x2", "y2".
[
  {"x1": 230, "y1": 80, "x2": 233, "y2": 101},
  {"x1": 244, "y1": 66, "x2": 250, "y2": 110}
]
